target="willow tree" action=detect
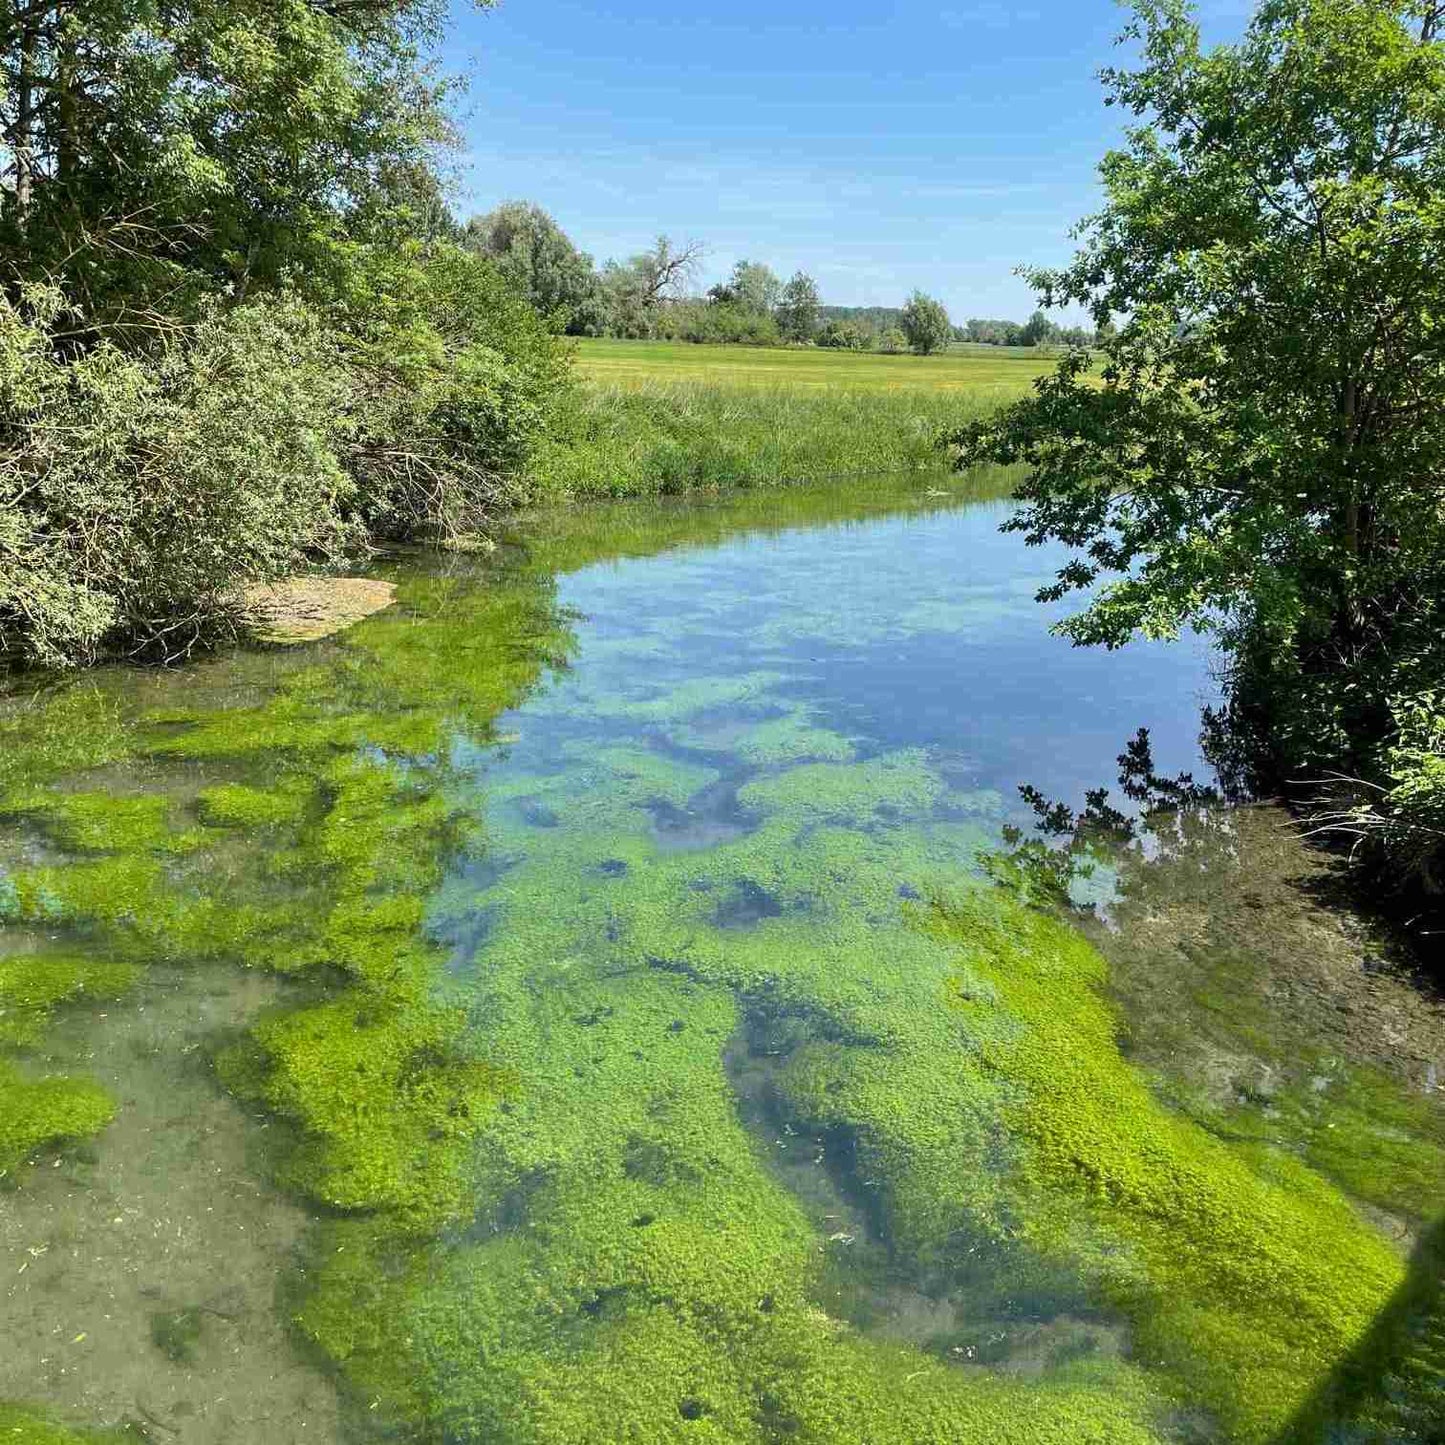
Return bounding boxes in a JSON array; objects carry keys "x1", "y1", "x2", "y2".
[
  {"x1": 951, "y1": 0, "x2": 1445, "y2": 775},
  {"x1": 0, "y1": 0, "x2": 475, "y2": 326}
]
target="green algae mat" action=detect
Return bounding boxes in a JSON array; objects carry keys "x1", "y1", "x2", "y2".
[{"x1": 1, "y1": 475, "x2": 1442, "y2": 1443}]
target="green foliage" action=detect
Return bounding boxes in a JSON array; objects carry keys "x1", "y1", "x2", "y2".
[
  {"x1": 1316, "y1": 687, "x2": 1445, "y2": 898},
  {"x1": 329, "y1": 239, "x2": 573, "y2": 540},
  {"x1": 0, "y1": 244, "x2": 574, "y2": 665},
  {"x1": 656, "y1": 301, "x2": 781, "y2": 346},
  {"x1": 462, "y1": 202, "x2": 603, "y2": 332},
  {"x1": 1019, "y1": 309, "x2": 1057, "y2": 347},
  {"x1": 949, "y1": 0, "x2": 1445, "y2": 928},
  {"x1": 0, "y1": 0, "x2": 577, "y2": 667},
  {"x1": 776, "y1": 271, "x2": 822, "y2": 342},
  {"x1": 816, "y1": 318, "x2": 870, "y2": 350},
  {"x1": 900, "y1": 290, "x2": 952, "y2": 355},
  {"x1": 0, "y1": 0, "x2": 478, "y2": 324},
  {"x1": 707, "y1": 259, "x2": 782, "y2": 315},
  {"x1": 0, "y1": 287, "x2": 356, "y2": 666}
]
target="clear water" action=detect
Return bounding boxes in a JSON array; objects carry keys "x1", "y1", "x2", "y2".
[{"x1": 1, "y1": 476, "x2": 1441, "y2": 1444}]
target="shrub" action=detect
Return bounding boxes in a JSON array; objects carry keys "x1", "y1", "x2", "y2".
[
  {"x1": 1, "y1": 287, "x2": 357, "y2": 666},
  {"x1": 1315, "y1": 691, "x2": 1445, "y2": 904},
  {"x1": 330, "y1": 241, "x2": 573, "y2": 541},
  {"x1": 817, "y1": 319, "x2": 869, "y2": 350}
]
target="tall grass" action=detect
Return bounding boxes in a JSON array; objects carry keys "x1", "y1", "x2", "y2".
[{"x1": 526, "y1": 374, "x2": 1043, "y2": 502}]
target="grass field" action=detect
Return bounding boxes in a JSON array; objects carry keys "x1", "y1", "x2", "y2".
[
  {"x1": 570, "y1": 337, "x2": 1056, "y2": 395},
  {"x1": 527, "y1": 339, "x2": 1048, "y2": 501}
]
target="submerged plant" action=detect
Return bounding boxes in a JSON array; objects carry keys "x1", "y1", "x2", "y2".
[{"x1": 0, "y1": 485, "x2": 1439, "y2": 1442}]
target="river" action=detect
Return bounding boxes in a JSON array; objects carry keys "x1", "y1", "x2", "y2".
[{"x1": 1, "y1": 474, "x2": 1441, "y2": 1443}]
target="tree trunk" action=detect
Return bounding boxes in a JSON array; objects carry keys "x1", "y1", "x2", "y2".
[{"x1": 14, "y1": 14, "x2": 38, "y2": 228}]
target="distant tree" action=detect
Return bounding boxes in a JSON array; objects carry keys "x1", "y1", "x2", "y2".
[
  {"x1": 631, "y1": 235, "x2": 705, "y2": 306},
  {"x1": 709, "y1": 259, "x2": 782, "y2": 315},
  {"x1": 663, "y1": 300, "x2": 780, "y2": 345},
  {"x1": 1020, "y1": 309, "x2": 1058, "y2": 348},
  {"x1": 900, "y1": 291, "x2": 952, "y2": 355},
  {"x1": 817, "y1": 319, "x2": 869, "y2": 351},
  {"x1": 776, "y1": 272, "x2": 822, "y2": 342},
  {"x1": 594, "y1": 236, "x2": 703, "y2": 336},
  {"x1": 877, "y1": 326, "x2": 908, "y2": 354},
  {"x1": 463, "y1": 202, "x2": 600, "y2": 331}
]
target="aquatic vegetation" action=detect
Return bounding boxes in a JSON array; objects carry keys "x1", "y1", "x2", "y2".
[
  {"x1": 730, "y1": 711, "x2": 857, "y2": 765},
  {"x1": 0, "y1": 686, "x2": 132, "y2": 800},
  {"x1": 0, "y1": 1060, "x2": 114, "y2": 1180},
  {"x1": 735, "y1": 749, "x2": 944, "y2": 825},
  {"x1": 1, "y1": 481, "x2": 1440, "y2": 1442},
  {"x1": 928, "y1": 895, "x2": 1403, "y2": 1441},
  {"x1": 289, "y1": 657, "x2": 1414, "y2": 1441},
  {"x1": 0, "y1": 1405, "x2": 129, "y2": 1443},
  {"x1": 195, "y1": 781, "x2": 315, "y2": 830},
  {"x1": 224, "y1": 992, "x2": 511, "y2": 1224},
  {"x1": 3, "y1": 792, "x2": 201, "y2": 855},
  {"x1": 0, "y1": 952, "x2": 137, "y2": 1046}
]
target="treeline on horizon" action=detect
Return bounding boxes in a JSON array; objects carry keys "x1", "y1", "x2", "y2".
[{"x1": 460, "y1": 201, "x2": 1104, "y2": 353}]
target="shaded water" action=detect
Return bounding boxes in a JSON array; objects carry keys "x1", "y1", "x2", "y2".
[{"x1": 1, "y1": 475, "x2": 1441, "y2": 1443}]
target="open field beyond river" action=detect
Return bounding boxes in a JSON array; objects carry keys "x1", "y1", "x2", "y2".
[
  {"x1": 570, "y1": 337, "x2": 1057, "y2": 393},
  {"x1": 531, "y1": 341, "x2": 1048, "y2": 499}
]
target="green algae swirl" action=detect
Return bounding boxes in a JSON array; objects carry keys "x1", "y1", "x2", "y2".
[{"x1": 0, "y1": 481, "x2": 1439, "y2": 1442}]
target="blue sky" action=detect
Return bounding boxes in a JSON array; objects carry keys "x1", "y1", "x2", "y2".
[{"x1": 444, "y1": 0, "x2": 1252, "y2": 318}]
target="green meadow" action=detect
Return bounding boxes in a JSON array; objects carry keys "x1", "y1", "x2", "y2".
[
  {"x1": 527, "y1": 340, "x2": 1051, "y2": 499},
  {"x1": 569, "y1": 338, "x2": 1056, "y2": 392}
]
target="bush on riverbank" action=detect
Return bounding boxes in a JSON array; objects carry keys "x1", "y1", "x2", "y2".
[
  {"x1": 0, "y1": 244, "x2": 572, "y2": 668},
  {"x1": 1, "y1": 288, "x2": 356, "y2": 666}
]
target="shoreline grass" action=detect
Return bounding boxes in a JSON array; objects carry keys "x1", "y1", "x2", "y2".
[{"x1": 528, "y1": 340, "x2": 1047, "y2": 500}]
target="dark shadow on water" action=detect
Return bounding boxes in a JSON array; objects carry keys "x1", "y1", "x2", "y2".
[{"x1": 1274, "y1": 1214, "x2": 1445, "y2": 1444}]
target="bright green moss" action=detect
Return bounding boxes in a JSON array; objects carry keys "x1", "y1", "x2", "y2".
[
  {"x1": 228, "y1": 992, "x2": 511, "y2": 1225},
  {"x1": 4, "y1": 791, "x2": 199, "y2": 855},
  {"x1": 731, "y1": 710, "x2": 857, "y2": 765},
  {"x1": 0, "y1": 953, "x2": 138, "y2": 1045},
  {"x1": 195, "y1": 781, "x2": 314, "y2": 829},
  {"x1": 0, "y1": 1060, "x2": 114, "y2": 1179},
  {"x1": 928, "y1": 894, "x2": 1406, "y2": 1441},
  {"x1": 0, "y1": 1405, "x2": 128, "y2": 1443}
]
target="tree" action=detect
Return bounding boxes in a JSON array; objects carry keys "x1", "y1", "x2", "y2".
[
  {"x1": 628, "y1": 235, "x2": 703, "y2": 308},
  {"x1": 462, "y1": 202, "x2": 600, "y2": 331},
  {"x1": 592, "y1": 235, "x2": 702, "y2": 336},
  {"x1": 949, "y1": 0, "x2": 1445, "y2": 796},
  {"x1": 776, "y1": 272, "x2": 822, "y2": 341},
  {"x1": 900, "y1": 291, "x2": 951, "y2": 355},
  {"x1": 708, "y1": 259, "x2": 781, "y2": 315},
  {"x1": 1019, "y1": 309, "x2": 1057, "y2": 348},
  {"x1": 0, "y1": 0, "x2": 474, "y2": 327},
  {"x1": 878, "y1": 326, "x2": 908, "y2": 354},
  {"x1": 817, "y1": 318, "x2": 868, "y2": 350}
]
